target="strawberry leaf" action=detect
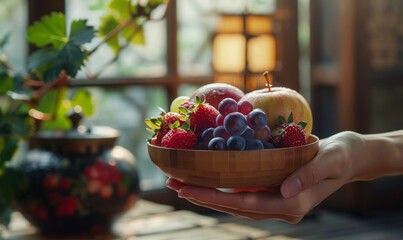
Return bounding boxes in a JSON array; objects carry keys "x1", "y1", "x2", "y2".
[
  {"x1": 297, "y1": 121, "x2": 307, "y2": 129},
  {"x1": 287, "y1": 112, "x2": 294, "y2": 123},
  {"x1": 98, "y1": 14, "x2": 120, "y2": 53},
  {"x1": 278, "y1": 115, "x2": 287, "y2": 124}
]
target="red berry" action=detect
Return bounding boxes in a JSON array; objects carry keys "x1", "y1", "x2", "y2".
[
  {"x1": 189, "y1": 103, "x2": 218, "y2": 138},
  {"x1": 161, "y1": 128, "x2": 197, "y2": 149},
  {"x1": 281, "y1": 124, "x2": 306, "y2": 148}
]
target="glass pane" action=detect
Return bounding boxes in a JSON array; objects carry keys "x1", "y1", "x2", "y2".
[
  {"x1": 248, "y1": 34, "x2": 276, "y2": 72},
  {"x1": 65, "y1": 0, "x2": 167, "y2": 80},
  {"x1": 213, "y1": 34, "x2": 246, "y2": 72},
  {"x1": 82, "y1": 86, "x2": 168, "y2": 191},
  {"x1": 177, "y1": 0, "x2": 277, "y2": 77},
  {"x1": 0, "y1": 0, "x2": 28, "y2": 72},
  {"x1": 246, "y1": 16, "x2": 274, "y2": 34}
]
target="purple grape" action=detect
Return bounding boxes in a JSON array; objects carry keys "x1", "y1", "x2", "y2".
[
  {"x1": 247, "y1": 109, "x2": 267, "y2": 130},
  {"x1": 213, "y1": 126, "x2": 231, "y2": 139},
  {"x1": 216, "y1": 114, "x2": 224, "y2": 126},
  {"x1": 238, "y1": 100, "x2": 254, "y2": 115},
  {"x1": 224, "y1": 112, "x2": 247, "y2": 135},
  {"x1": 241, "y1": 127, "x2": 254, "y2": 140},
  {"x1": 218, "y1": 98, "x2": 238, "y2": 116},
  {"x1": 263, "y1": 141, "x2": 275, "y2": 149},
  {"x1": 201, "y1": 128, "x2": 214, "y2": 144},
  {"x1": 226, "y1": 135, "x2": 245, "y2": 150},
  {"x1": 254, "y1": 126, "x2": 271, "y2": 142},
  {"x1": 208, "y1": 137, "x2": 226, "y2": 150},
  {"x1": 245, "y1": 139, "x2": 264, "y2": 150}
]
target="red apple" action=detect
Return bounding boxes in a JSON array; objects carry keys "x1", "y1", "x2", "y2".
[
  {"x1": 189, "y1": 83, "x2": 244, "y2": 109},
  {"x1": 240, "y1": 73, "x2": 313, "y2": 138}
]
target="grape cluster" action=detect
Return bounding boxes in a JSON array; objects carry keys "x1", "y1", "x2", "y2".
[{"x1": 197, "y1": 98, "x2": 274, "y2": 151}]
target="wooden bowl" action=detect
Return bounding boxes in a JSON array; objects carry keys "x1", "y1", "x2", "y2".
[{"x1": 147, "y1": 135, "x2": 319, "y2": 188}]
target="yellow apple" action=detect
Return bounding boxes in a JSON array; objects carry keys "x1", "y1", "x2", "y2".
[{"x1": 240, "y1": 73, "x2": 313, "y2": 137}]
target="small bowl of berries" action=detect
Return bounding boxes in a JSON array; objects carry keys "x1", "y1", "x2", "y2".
[{"x1": 145, "y1": 80, "x2": 319, "y2": 189}]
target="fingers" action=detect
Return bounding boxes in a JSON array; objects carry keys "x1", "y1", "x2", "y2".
[{"x1": 281, "y1": 140, "x2": 350, "y2": 198}]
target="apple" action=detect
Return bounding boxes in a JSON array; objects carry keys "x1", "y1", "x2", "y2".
[
  {"x1": 189, "y1": 83, "x2": 244, "y2": 109},
  {"x1": 240, "y1": 72, "x2": 313, "y2": 137}
]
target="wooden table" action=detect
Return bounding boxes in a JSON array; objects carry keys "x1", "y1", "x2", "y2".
[{"x1": 0, "y1": 200, "x2": 298, "y2": 240}]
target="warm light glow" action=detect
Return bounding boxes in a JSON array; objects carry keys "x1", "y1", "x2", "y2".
[
  {"x1": 217, "y1": 15, "x2": 244, "y2": 33},
  {"x1": 213, "y1": 34, "x2": 246, "y2": 72},
  {"x1": 246, "y1": 16, "x2": 273, "y2": 34},
  {"x1": 248, "y1": 34, "x2": 276, "y2": 72}
]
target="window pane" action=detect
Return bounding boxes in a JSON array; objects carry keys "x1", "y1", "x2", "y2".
[
  {"x1": 82, "y1": 86, "x2": 168, "y2": 190},
  {"x1": 178, "y1": 0, "x2": 277, "y2": 77},
  {"x1": 0, "y1": 0, "x2": 28, "y2": 72},
  {"x1": 65, "y1": 1, "x2": 167, "y2": 80}
]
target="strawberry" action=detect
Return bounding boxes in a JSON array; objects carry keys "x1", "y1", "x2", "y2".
[
  {"x1": 187, "y1": 97, "x2": 219, "y2": 138},
  {"x1": 145, "y1": 109, "x2": 186, "y2": 146},
  {"x1": 161, "y1": 123, "x2": 197, "y2": 149},
  {"x1": 281, "y1": 124, "x2": 306, "y2": 147},
  {"x1": 272, "y1": 112, "x2": 307, "y2": 148}
]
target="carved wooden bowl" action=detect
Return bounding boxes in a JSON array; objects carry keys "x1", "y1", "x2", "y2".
[{"x1": 147, "y1": 135, "x2": 319, "y2": 188}]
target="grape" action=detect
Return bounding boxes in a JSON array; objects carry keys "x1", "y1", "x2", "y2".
[
  {"x1": 201, "y1": 128, "x2": 214, "y2": 144},
  {"x1": 245, "y1": 139, "x2": 264, "y2": 150},
  {"x1": 213, "y1": 126, "x2": 231, "y2": 139},
  {"x1": 216, "y1": 114, "x2": 224, "y2": 126},
  {"x1": 238, "y1": 100, "x2": 254, "y2": 115},
  {"x1": 224, "y1": 112, "x2": 247, "y2": 135},
  {"x1": 170, "y1": 96, "x2": 189, "y2": 112},
  {"x1": 218, "y1": 98, "x2": 238, "y2": 116},
  {"x1": 241, "y1": 126, "x2": 254, "y2": 140},
  {"x1": 208, "y1": 137, "x2": 226, "y2": 150},
  {"x1": 226, "y1": 135, "x2": 246, "y2": 150},
  {"x1": 263, "y1": 141, "x2": 275, "y2": 149},
  {"x1": 195, "y1": 142, "x2": 208, "y2": 150},
  {"x1": 254, "y1": 126, "x2": 271, "y2": 142},
  {"x1": 247, "y1": 109, "x2": 267, "y2": 130}
]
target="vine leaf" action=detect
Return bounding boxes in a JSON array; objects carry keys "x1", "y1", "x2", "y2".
[
  {"x1": 27, "y1": 12, "x2": 67, "y2": 49},
  {"x1": 27, "y1": 13, "x2": 95, "y2": 82}
]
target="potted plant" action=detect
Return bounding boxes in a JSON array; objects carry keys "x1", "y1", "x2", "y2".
[{"x1": 0, "y1": 0, "x2": 168, "y2": 232}]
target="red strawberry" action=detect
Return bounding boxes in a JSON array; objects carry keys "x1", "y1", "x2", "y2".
[
  {"x1": 188, "y1": 97, "x2": 219, "y2": 138},
  {"x1": 145, "y1": 109, "x2": 186, "y2": 146},
  {"x1": 280, "y1": 124, "x2": 306, "y2": 147},
  {"x1": 161, "y1": 127, "x2": 197, "y2": 149}
]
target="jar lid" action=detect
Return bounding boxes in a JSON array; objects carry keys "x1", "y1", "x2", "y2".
[{"x1": 33, "y1": 106, "x2": 119, "y2": 154}]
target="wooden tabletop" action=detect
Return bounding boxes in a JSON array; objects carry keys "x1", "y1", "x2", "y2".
[{"x1": 1, "y1": 200, "x2": 294, "y2": 240}]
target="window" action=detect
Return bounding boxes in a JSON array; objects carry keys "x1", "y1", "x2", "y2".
[{"x1": 5, "y1": 0, "x2": 297, "y2": 194}]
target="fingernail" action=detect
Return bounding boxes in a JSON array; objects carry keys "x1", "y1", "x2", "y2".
[{"x1": 282, "y1": 177, "x2": 302, "y2": 198}]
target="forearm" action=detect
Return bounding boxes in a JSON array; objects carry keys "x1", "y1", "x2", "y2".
[{"x1": 352, "y1": 130, "x2": 403, "y2": 182}]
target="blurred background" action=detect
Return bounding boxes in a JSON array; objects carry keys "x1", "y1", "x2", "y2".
[{"x1": 1, "y1": 0, "x2": 403, "y2": 216}]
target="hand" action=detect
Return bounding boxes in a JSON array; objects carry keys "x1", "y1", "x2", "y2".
[{"x1": 167, "y1": 130, "x2": 403, "y2": 223}]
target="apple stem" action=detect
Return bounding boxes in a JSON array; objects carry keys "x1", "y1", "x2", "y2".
[{"x1": 263, "y1": 71, "x2": 272, "y2": 92}]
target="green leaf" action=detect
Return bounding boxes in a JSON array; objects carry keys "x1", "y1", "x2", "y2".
[
  {"x1": 35, "y1": 88, "x2": 63, "y2": 113},
  {"x1": 0, "y1": 168, "x2": 24, "y2": 205},
  {"x1": 27, "y1": 12, "x2": 67, "y2": 49},
  {"x1": 123, "y1": 24, "x2": 145, "y2": 45},
  {"x1": 69, "y1": 19, "x2": 96, "y2": 45},
  {"x1": 27, "y1": 47, "x2": 59, "y2": 79},
  {"x1": 70, "y1": 88, "x2": 94, "y2": 116},
  {"x1": 108, "y1": 0, "x2": 131, "y2": 19},
  {"x1": 297, "y1": 121, "x2": 307, "y2": 129},
  {"x1": 56, "y1": 42, "x2": 86, "y2": 78},
  {"x1": 278, "y1": 115, "x2": 287, "y2": 124},
  {"x1": 98, "y1": 14, "x2": 120, "y2": 53},
  {"x1": 287, "y1": 112, "x2": 294, "y2": 123},
  {"x1": 0, "y1": 137, "x2": 18, "y2": 165},
  {"x1": 0, "y1": 73, "x2": 13, "y2": 94}
]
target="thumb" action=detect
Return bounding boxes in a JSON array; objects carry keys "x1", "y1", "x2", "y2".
[{"x1": 280, "y1": 143, "x2": 345, "y2": 198}]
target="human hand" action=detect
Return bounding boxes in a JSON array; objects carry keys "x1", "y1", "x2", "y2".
[{"x1": 166, "y1": 131, "x2": 374, "y2": 223}]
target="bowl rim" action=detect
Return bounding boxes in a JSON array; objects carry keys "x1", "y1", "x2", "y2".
[{"x1": 147, "y1": 134, "x2": 319, "y2": 152}]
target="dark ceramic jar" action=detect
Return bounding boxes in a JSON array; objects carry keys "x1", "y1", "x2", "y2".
[{"x1": 14, "y1": 108, "x2": 140, "y2": 235}]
